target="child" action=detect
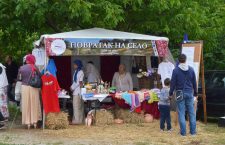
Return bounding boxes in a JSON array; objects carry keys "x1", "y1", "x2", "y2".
[
  {"x1": 159, "y1": 78, "x2": 172, "y2": 132},
  {"x1": 85, "y1": 110, "x2": 94, "y2": 127}
]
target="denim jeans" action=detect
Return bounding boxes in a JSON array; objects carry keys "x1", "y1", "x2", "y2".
[
  {"x1": 177, "y1": 92, "x2": 196, "y2": 136},
  {"x1": 159, "y1": 105, "x2": 171, "y2": 130}
]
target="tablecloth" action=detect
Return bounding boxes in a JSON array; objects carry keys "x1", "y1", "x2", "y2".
[
  {"x1": 111, "y1": 95, "x2": 160, "y2": 119},
  {"x1": 82, "y1": 94, "x2": 109, "y2": 102},
  {"x1": 58, "y1": 95, "x2": 70, "y2": 99}
]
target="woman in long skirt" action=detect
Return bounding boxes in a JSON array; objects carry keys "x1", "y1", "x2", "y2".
[
  {"x1": 18, "y1": 54, "x2": 41, "y2": 129},
  {"x1": 70, "y1": 60, "x2": 84, "y2": 124}
]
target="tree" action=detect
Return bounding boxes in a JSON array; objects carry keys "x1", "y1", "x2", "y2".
[{"x1": 0, "y1": 0, "x2": 224, "y2": 69}]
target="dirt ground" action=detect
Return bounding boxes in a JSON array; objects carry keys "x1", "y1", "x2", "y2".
[{"x1": 0, "y1": 120, "x2": 225, "y2": 145}]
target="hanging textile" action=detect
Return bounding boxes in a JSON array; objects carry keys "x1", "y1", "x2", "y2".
[
  {"x1": 45, "y1": 38, "x2": 63, "y2": 56},
  {"x1": 45, "y1": 59, "x2": 57, "y2": 77},
  {"x1": 32, "y1": 48, "x2": 46, "y2": 66},
  {"x1": 156, "y1": 40, "x2": 169, "y2": 57},
  {"x1": 41, "y1": 74, "x2": 60, "y2": 114}
]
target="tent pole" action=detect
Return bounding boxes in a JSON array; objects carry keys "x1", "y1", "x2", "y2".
[
  {"x1": 200, "y1": 41, "x2": 207, "y2": 124},
  {"x1": 157, "y1": 57, "x2": 161, "y2": 88},
  {"x1": 42, "y1": 38, "x2": 48, "y2": 130}
]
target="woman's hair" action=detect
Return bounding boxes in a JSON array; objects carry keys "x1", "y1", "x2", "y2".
[{"x1": 5, "y1": 55, "x2": 13, "y2": 62}]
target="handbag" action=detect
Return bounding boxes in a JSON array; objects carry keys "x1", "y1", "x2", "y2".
[
  {"x1": 175, "y1": 71, "x2": 189, "y2": 102},
  {"x1": 28, "y1": 70, "x2": 42, "y2": 88},
  {"x1": 15, "y1": 81, "x2": 22, "y2": 101}
]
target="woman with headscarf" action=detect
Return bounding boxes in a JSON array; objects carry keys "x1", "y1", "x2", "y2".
[
  {"x1": 70, "y1": 60, "x2": 84, "y2": 124},
  {"x1": 112, "y1": 64, "x2": 133, "y2": 92},
  {"x1": 0, "y1": 63, "x2": 9, "y2": 124},
  {"x1": 18, "y1": 54, "x2": 41, "y2": 129},
  {"x1": 85, "y1": 61, "x2": 100, "y2": 83}
]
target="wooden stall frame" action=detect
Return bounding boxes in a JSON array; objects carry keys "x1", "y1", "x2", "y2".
[{"x1": 200, "y1": 41, "x2": 207, "y2": 124}]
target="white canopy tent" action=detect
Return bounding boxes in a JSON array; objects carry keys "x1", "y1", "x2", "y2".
[
  {"x1": 37, "y1": 28, "x2": 169, "y2": 41},
  {"x1": 34, "y1": 28, "x2": 172, "y2": 129},
  {"x1": 34, "y1": 28, "x2": 174, "y2": 74},
  {"x1": 34, "y1": 27, "x2": 171, "y2": 58}
]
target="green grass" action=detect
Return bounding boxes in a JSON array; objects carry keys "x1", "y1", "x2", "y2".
[
  {"x1": 216, "y1": 138, "x2": 225, "y2": 145},
  {"x1": 8, "y1": 104, "x2": 21, "y2": 121},
  {"x1": 201, "y1": 123, "x2": 225, "y2": 133},
  {"x1": 51, "y1": 142, "x2": 64, "y2": 145},
  {"x1": 135, "y1": 142, "x2": 151, "y2": 145},
  {"x1": 0, "y1": 143, "x2": 23, "y2": 145}
]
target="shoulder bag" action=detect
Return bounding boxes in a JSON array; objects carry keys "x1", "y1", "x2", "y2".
[
  {"x1": 28, "y1": 70, "x2": 42, "y2": 88},
  {"x1": 175, "y1": 71, "x2": 189, "y2": 102}
]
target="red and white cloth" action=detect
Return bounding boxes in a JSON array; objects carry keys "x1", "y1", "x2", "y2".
[
  {"x1": 156, "y1": 40, "x2": 169, "y2": 57},
  {"x1": 45, "y1": 38, "x2": 63, "y2": 56}
]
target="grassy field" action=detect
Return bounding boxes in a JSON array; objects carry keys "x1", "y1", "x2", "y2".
[{"x1": 0, "y1": 120, "x2": 224, "y2": 145}]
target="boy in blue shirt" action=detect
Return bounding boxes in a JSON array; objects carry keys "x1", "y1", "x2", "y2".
[{"x1": 159, "y1": 78, "x2": 172, "y2": 132}]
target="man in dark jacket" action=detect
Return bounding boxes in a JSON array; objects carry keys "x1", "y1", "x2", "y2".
[
  {"x1": 5, "y1": 55, "x2": 18, "y2": 102},
  {"x1": 169, "y1": 54, "x2": 197, "y2": 136}
]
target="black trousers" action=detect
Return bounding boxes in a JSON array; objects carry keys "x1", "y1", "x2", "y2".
[
  {"x1": 7, "y1": 84, "x2": 15, "y2": 102},
  {"x1": 159, "y1": 105, "x2": 172, "y2": 130},
  {"x1": 0, "y1": 112, "x2": 5, "y2": 121}
]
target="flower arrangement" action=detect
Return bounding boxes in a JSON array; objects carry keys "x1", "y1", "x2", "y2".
[{"x1": 137, "y1": 68, "x2": 154, "y2": 78}]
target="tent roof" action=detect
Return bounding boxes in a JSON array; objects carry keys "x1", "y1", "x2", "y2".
[{"x1": 41, "y1": 28, "x2": 168, "y2": 41}]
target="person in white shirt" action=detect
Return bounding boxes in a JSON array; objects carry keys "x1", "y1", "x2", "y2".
[
  {"x1": 70, "y1": 60, "x2": 84, "y2": 124},
  {"x1": 0, "y1": 63, "x2": 9, "y2": 123},
  {"x1": 85, "y1": 61, "x2": 100, "y2": 83},
  {"x1": 157, "y1": 57, "x2": 175, "y2": 87},
  {"x1": 112, "y1": 64, "x2": 133, "y2": 92},
  {"x1": 158, "y1": 57, "x2": 176, "y2": 112}
]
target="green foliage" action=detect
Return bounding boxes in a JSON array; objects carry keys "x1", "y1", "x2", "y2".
[
  {"x1": 0, "y1": 0, "x2": 224, "y2": 69},
  {"x1": 8, "y1": 104, "x2": 21, "y2": 121}
]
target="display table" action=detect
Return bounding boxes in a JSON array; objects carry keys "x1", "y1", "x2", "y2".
[
  {"x1": 82, "y1": 94, "x2": 109, "y2": 102},
  {"x1": 82, "y1": 94, "x2": 109, "y2": 124},
  {"x1": 58, "y1": 95, "x2": 70, "y2": 99},
  {"x1": 58, "y1": 95, "x2": 70, "y2": 110}
]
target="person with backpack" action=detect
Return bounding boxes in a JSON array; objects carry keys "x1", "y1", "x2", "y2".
[{"x1": 169, "y1": 54, "x2": 197, "y2": 136}]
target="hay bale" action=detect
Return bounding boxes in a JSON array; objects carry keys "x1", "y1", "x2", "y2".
[
  {"x1": 95, "y1": 109, "x2": 114, "y2": 125},
  {"x1": 115, "y1": 109, "x2": 145, "y2": 124},
  {"x1": 46, "y1": 112, "x2": 69, "y2": 130}
]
